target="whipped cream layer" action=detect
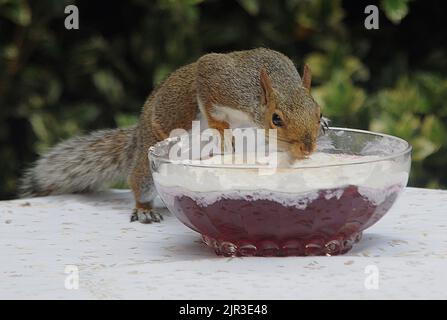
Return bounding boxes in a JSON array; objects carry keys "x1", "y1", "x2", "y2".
[
  {"x1": 154, "y1": 152, "x2": 407, "y2": 192},
  {"x1": 153, "y1": 152, "x2": 409, "y2": 207}
]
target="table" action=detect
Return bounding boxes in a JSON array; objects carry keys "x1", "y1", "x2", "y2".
[{"x1": 1, "y1": 187, "x2": 446, "y2": 299}]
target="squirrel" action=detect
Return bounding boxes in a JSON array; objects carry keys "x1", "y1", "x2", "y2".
[{"x1": 20, "y1": 48, "x2": 327, "y2": 223}]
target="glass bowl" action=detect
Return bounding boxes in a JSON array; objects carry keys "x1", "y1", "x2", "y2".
[{"x1": 149, "y1": 128, "x2": 411, "y2": 257}]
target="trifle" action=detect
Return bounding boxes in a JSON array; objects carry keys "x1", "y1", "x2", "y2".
[{"x1": 149, "y1": 128, "x2": 411, "y2": 256}]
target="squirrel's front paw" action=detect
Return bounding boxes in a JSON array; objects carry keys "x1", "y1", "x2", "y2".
[{"x1": 130, "y1": 208, "x2": 164, "y2": 224}]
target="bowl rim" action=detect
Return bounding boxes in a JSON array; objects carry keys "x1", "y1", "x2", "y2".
[{"x1": 148, "y1": 127, "x2": 412, "y2": 169}]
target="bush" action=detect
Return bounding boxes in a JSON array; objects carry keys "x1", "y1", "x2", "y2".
[{"x1": 1, "y1": 0, "x2": 446, "y2": 199}]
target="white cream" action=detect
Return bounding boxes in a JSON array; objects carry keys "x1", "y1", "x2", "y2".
[{"x1": 153, "y1": 152, "x2": 409, "y2": 207}]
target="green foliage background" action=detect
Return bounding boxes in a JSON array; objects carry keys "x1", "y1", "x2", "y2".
[{"x1": 1, "y1": 0, "x2": 446, "y2": 199}]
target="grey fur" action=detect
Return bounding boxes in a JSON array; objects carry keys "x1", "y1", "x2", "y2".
[{"x1": 19, "y1": 126, "x2": 137, "y2": 197}]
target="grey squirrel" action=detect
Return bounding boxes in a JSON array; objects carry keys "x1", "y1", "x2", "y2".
[{"x1": 20, "y1": 48, "x2": 327, "y2": 223}]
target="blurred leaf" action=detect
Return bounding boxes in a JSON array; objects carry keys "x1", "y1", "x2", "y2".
[
  {"x1": 3, "y1": 44, "x2": 19, "y2": 60},
  {"x1": 115, "y1": 114, "x2": 138, "y2": 127},
  {"x1": 294, "y1": 0, "x2": 344, "y2": 30},
  {"x1": 395, "y1": 113, "x2": 420, "y2": 138},
  {"x1": 306, "y1": 50, "x2": 368, "y2": 84},
  {"x1": 237, "y1": 0, "x2": 259, "y2": 16},
  {"x1": 381, "y1": 0, "x2": 410, "y2": 23},
  {"x1": 421, "y1": 115, "x2": 446, "y2": 147},
  {"x1": 29, "y1": 113, "x2": 50, "y2": 146},
  {"x1": 313, "y1": 71, "x2": 366, "y2": 126},
  {"x1": 375, "y1": 77, "x2": 430, "y2": 115},
  {"x1": 92, "y1": 70, "x2": 124, "y2": 104},
  {"x1": 153, "y1": 65, "x2": 173, "y2": 85},
  {"x1": 305, "y1": 53, "x2": 326, "y2": 79},
  {"x1": 412, "y1": 137, "x2": 438, "y2": 161},
  {"x1": 0, "y1": 0, "x2": 31, "y2": 26}
]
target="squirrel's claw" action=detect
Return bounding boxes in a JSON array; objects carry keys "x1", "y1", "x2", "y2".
[{"x1": 130, "y1": 208, "x2": 164, "y2": 224}]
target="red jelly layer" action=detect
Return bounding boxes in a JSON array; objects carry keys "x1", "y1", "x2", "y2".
[{"x1": 164, "y1": 184, "x2": 402, "y2": 256}]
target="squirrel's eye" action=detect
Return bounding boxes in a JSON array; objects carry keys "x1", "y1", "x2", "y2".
[{"x1": 272, "y1": 113, "x2": 284, "y2": 127}]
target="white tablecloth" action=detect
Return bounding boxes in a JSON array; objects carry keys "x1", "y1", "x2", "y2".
[{"x1": 1, "y1": 187, "x2": 446, "y2": 299}]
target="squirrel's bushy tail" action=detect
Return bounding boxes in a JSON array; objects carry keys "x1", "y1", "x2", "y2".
[{"x1": 19, "y1": 126, "x2": 137, "y2": 197}]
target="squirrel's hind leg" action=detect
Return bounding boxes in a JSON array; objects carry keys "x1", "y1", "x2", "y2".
[{"x1": 128, "y1": 150, "x2": 162, "y2": 224}]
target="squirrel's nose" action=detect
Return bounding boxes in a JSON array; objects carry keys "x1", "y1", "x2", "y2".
[
  {"x1": 289, "y1": 142, "x2": 313, "y2": 160},
  {"x1": 300, "y1": 144, "x2": 313, "y2": 157}
]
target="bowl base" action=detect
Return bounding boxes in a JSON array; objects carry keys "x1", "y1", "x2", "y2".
[{"x1": 202, "y1": 233, "x2": 363, "y2": 257}]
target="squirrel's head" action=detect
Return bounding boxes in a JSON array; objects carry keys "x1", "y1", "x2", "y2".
[{"x1": 260, "y1": 65, "x2": 322, "y2": 160}]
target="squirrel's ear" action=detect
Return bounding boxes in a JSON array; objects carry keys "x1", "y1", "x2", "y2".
[
  {"x1": 260, "y1": 68, "x2": 273, "y2": 106},
  {"x1": 302, "y1": 64, "x2": 312, "y2": 92}
]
